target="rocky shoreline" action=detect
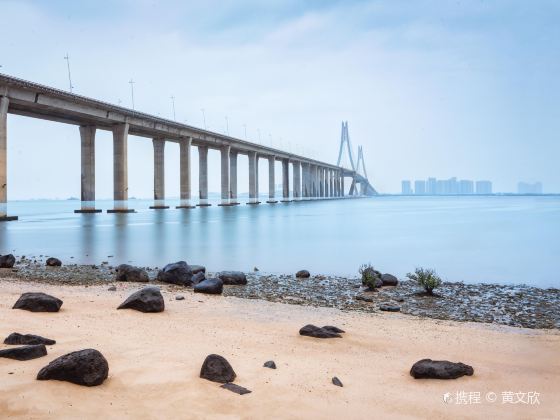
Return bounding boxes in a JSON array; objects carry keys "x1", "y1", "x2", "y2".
[{"x1": 0, "y1": 256, "x2": 558, "y2": 330}]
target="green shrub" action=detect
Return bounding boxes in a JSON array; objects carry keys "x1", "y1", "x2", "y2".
[
  {"x1": 406, "y1": 267, "x2": 442, "y2": 295},
  {"x1": 359, "y1": 263, "x2": 381, "y2": 290}
]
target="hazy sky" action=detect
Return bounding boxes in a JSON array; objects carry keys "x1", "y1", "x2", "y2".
[{"x1": 0, "y1": 0, "x2": 558, "y2": 199}]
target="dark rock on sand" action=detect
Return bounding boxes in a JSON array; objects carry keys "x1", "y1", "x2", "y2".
[
  {"x1": 379, "y1": 304, "x2": 401, "y2": 312},
  {"x1": 157, "y1": 261, "x2": 193, "y2": 286},
  {"x1": 108, "y1": 286, "x2": 117, "y2": 291},
  {"x1": 0, "y1": 344, "x2": 47, "y2": 361},
  {"x1": 322, "y1": 325, "x2": 345, "y2": 334},
  {"x1": 117, "y1": 287, "x2": 164, "y2": 313},
  {"x1": 4, "y1": 332, "x2": 56, "y2": 346},
  {"x1": 0, "y1": 253, "x2": 16, "y2": 268},
  {"x1": 13, "y1": 292, "x2": 63, "y2": 312},
  {"x1": 296, "y1": 269, "x2": 310, "y2": 278},
  {"x1": 263, "y1": 360, "x2": 277, "y2": 369},
  {"x1": 332, "y1": 376, "x2": 343, "y2": 387},
  {"x1": 194, "y1": 278, "x2": 223, "y2": 295},
  {"x1": 355, "y1": 295, "x2": 374, "y2": 302},
  {"x1": 200, "y1": 354, "x2": 236, "y2": 383},
  {"x1": 381, "y1": 273, "x2": 399, "y2": 286},
  {"x1": 46, "y1": 257, "x2": 62, "y2": 267},
  {"x1": 37, "y1": 348, "x2": 109, "y2": 386},
  {"x1": 299, "y1": 324, "x2": 342, "y2": 339},
  {"x1": 115, "y1": 264, "x2": 149, "y2": 282},
  {"x1": 191, "y1": 271, "x2": 206, "y2": 285},
  {"x1": 410, "y1": 359, "x2": 474, "y2": 379},
  {"x1": 175, "y1": 295, "x2": 185, "y2": 301},
  {"x1": 221, "y1": 383, "x2": 252, "y2": 395},
  {"x1": 191, "y1": 265, "x2": 206, "y2": 275},
  {"x1": 218, "y1": 271, "x2": 247, "y2": 285}
]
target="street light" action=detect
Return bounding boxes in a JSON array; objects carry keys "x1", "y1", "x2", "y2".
[
  {"x1": 129, "y1": 79, "x2": 135, "y2": 110},
  {"x1": 170, "y1": 96, "x2": 176, "y2": 121},
  {"x1": 225, "y1": 116, "x2": 229, "y2": 135},
  {"x1": 64, "y1": 53, "x2": 74, "y2": 93},
  {"x1": 200, "y1": 108, "x2": 206, "y2": 129}
]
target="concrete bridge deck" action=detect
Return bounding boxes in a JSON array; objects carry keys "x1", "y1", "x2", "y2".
[{"x1": 0, "y1": 73, "x2": 375, "y2": 219}]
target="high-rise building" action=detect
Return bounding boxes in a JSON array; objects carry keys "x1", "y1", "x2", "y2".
[
  {"x1": 459, "y1": 180, "x2": 474, "y2": 195},
  {"x1": 427, "y1": 178, "x2": 437, "y2": 195},
  {"x1": 401, "y1": 180, "x2": 413, "y2": 195},
  {"x1": 476, "y1": 180, "x2": 492, "y2": 194},
  {"x1": 517, "y1": 182, "x2": 543, "y2": 194},
  {"x1": 414, "y1": 180, "x2": 426, "y2": 195}
]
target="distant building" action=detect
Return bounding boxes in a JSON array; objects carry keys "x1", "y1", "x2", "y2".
[
  {"x1": 427, "y1": 178, "x2": 437, "y2": 195},
  {"x1": 517, "y1": 182, "x2": 543, "y2": 194},
  {"x1": 414, "y1": 180, "x2": 426, "y2": 195},
  {"x1": 401, "y1": 180, "x2": 413, "y2": 195},
  {"x1": 459, "y1": 180, "x2": 474, "y2": 195},
  {"x1": 476, "y1": 180, "x2": 492, "y2": 194}
]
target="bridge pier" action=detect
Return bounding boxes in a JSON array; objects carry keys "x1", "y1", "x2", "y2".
[
  {"x1": 74, "y1": 125, "x2": 100, "y2": 213},
  {"x1": 176, "y1": 137, "x2": 194, "y2": 209},
  {"x1": 293, "y1": 161, "x2": 301, "y2": 199},
  {"x1": 281, "y1": 158, "x2": 290, "y2": 202},
  {"x1": 197, "y1": 145, "x2": 210, "y2": 206},
  {"x1": 108, "y1": 123, "x2": 134, "y2": 213},
  {"x1": 229, "y1": 150, "x2": 239, "y2": 204},
  {"x1": 266, "y1": 156, "x2": 277, "y2": 203},
  {"x1": 319, "y1": 167, "x2": 324, "y2": 197},
  {"x1": 150, "y1": 138, "x2": 168, "y2": 209},
  {"x1": 248, "y1": 151, "x2": 259, "y2": 204},
  {"x1": 218, "y1": 145, "x2": 232, "y2": 206},
  {"x1": 0, "y1": 97, "x2": 16, "y2": 221}
]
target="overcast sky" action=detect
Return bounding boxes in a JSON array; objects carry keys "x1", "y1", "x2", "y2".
[{"x1": 0, "y1": 0, "x2": 558, "y2": 199}]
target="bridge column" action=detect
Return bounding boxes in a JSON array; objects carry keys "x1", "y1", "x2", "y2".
[
  {"x1": 329, "y1": 170, "x2": 334, "y2": 197},
  {"x1": 281, "y1": 158, "x2": 290, "y2": 201},
  {"x1": 108, "y1": 123, "x2": 134, "y2": 213},
  {"x1": 293, "y1": 161, "x2": 301, "y2": 199},
  {"x1": 150, "y1": 138, "x2": 168, "y2": 209},
  {"x1": 197, "y1": 146, "x2": 210, "y2": 206},
  {"x1": 319, "y1": 167, "x2": 324, "y2": 198},
  {"x1": 75, "y1": 125, "x2": 100, "y2": 213},
  {"x1": 341, "y1": 172, "x2": 345, "y2": 197},
  {"x1": 248, "y1": 151, "x2": 259, "y2": 204},
  {"x1": 266, "y1": 156, "x2": 277, "y2": 203},
  {"x1": 302, "y1": 163, "x2": 309, "y2": 198},
  {"x1": 177, "y1": 137, "x2": 194, "y2": 209},
  {"x1": 0, "y1": 97, "x2": 16, "y2": 221},
  {"x1": 312, "y1": 165, "x2": 318, "y2": 198},
  {"x1": 229, "y1": 150, "x2": 239, "y2": 204},
  {"x1": 219, "y1": 145, "x2": 231, "y2": 206},
  {"x1": 324, "y1": 169, "x2": 329, "y2": 198}
]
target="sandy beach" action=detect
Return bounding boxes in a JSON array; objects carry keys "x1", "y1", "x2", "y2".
[{"x1": 0, "y1": 279, "x2": 559, "y2": 419}]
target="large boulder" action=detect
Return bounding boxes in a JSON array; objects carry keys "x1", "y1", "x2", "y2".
[
  {"x1": 410, "y1": 359, "x2": 474, "y2": 379},
  {"x1": 37, "y1": 349, "x2": 109, "y2": 386},
  {"x1": 299, "y1": 324, "x2": 342, "y2": 339},
  {"x1": 117, "y1": 287, "x2": 164, "y2": 313},
  {"x1": 322, "y1": 326, "x2": 345, "y2": 334},
  {"x1": 115, "y1": 264, "x2": 149, "y2": 282},
  {"x1": 194, "y1": 278, "x2": 223, "y2": 295},
  {"x1": 200, "y1": 354, "x2": 236, "y2": 383},
  {"x1": 296, "y1": 270, "x2": 310, "y2": 278},
  {"x1": 0, "y1": 344, "x2": 47, "y2": 361},
  {"x1": 218, "y1": 271, "x2": 247, "y2": 285},
  {"x1": 4, "y1": 332, "x2": 56, "y2": 346},
  {"x1": 157, "y1": 261, "x2": 193, "y2": 286},
  {"x1": 45, "y1": 257, "x2": 62, "y2": 267},
  {"x1": 191, "y1": 271, "x2": 206, "y2": 285},
  {"x1": 0, "y1": 253, "x2": 16, "y2": 268},
  {"x1": 381, "y1": 273, "x2": 399, "y2": 286},
  {"x1": 13, "y1": 292, "x2": 63, "y2": 312}
]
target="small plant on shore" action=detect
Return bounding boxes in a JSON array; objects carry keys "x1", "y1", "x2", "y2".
[
  {"x1": 406, "y1": 267, "x2": 442, "y2": 295},
  {"x1": 359, "y1": 263, "x2": 381, "y2": 290}
]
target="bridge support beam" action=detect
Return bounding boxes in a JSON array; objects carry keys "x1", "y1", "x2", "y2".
[
  {"x1": 229, "y1": 150, "x2": 239, "y2": 204},
  {"x1": 302, "y1": 163, "x2": 309, "y2": 198},
  {"x1": 218, "y1": 145, "x2": 232, "y2": 206},
  {"x1": 0, "y1": 97, "x2": 16, "y2": 221},
  {"x1": 329, "y1": 170, "x2": 334, "y2": 197},
  {"x1": 74, "y1": 125, "x2": 100, "y2": 213},
  {"x1": 197, "y1": 146, "x2": 210, "y2": 206},
  {"x1": 266, "y1": 156, "x2": 277, "y2": 203},
  {"x1": 177, "y1": 137, "x2": 194, "y2": 209},
  {"x1": 281, "y1": 158, "x2": 290, "y2": 201},
  {"x1": 108, "y1": 123, "x2": 134, "y2": 213},
  {"x1": 319, "y1": 168, "x2": 324, "y2": 197},
  {"x1": 150, "y1": 138, "x2": 168, "y2": 209},
  {"x1": 248, "y1": 151, "x2": 259, "y2": 204},
  {"x1": 341, "y1": 173, "x2": 345, "y2": 197},
  {"x1": 293, "y1": 161, "x2": 301, "y2": 199}
]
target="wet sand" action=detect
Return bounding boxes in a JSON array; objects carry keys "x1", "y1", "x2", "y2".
[{"x1": 0, "y1": 280, "x2": 559, "y2": 419}]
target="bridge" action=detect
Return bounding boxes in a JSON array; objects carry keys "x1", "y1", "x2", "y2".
[{"x1": 0, "y1": 74, "x2": 376, "y2": 220}]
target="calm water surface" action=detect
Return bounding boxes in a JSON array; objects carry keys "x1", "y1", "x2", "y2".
[{"x1": 0, "y1": 196, "x2": 558, "y2": 288}]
